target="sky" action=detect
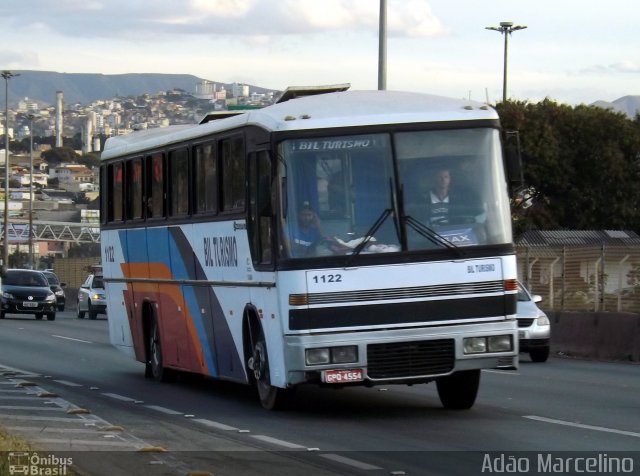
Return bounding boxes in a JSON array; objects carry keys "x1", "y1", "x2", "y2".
[{"x1": 0, "y1": 0, "x2": 638, "y2": 105}]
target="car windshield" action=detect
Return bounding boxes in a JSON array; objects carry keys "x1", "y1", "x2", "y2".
[
  {"x1": 92, "y1": 277, "x2": 104, "y2": 289},
  {"x1": 517, "y1": 284, "x2": 531, "y2": 301},
  {"x1": 43, "y1": 273, "x2": 60, "y2": 285},
  {"x1": 5, "y1": 271, "x2": 48, "y2": 287}
]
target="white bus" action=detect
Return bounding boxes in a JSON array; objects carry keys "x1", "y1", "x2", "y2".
[{"x1": 100, "y1": 86, "x2": 519, "y2": 410}]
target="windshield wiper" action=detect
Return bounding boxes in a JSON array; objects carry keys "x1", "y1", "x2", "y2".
[
  {"x1": 348, "y1": 207, "x2": 393, "y2": 259},
  {"x1": 403, "y1": 215, "x2": 463, "y2": 256},
  {"x1": 347, "y1": 180, "x2": 399, "y2": 261}
]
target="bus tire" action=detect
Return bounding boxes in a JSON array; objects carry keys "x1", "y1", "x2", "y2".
[
  {"x1": 248, "y1": 324, "x2": 293, "y2": 410},
  {"x1": 146, "y1": 314, "x2": 170, "y2": 382},
  {"x1": 436, "y1": 369, "x2": 480, "y2": 410}
]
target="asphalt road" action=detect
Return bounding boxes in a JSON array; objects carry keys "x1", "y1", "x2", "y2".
[{"x1": 1, "y1": 310, "x2": 639, "y2": 476}]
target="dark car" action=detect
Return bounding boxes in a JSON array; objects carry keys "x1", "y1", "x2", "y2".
[
  {"x1": 0, "y1": 269, "x2": 58, "y2": 320},
  {"x1": 42, "y1": 270, "x2": 66, "y2": 311}
]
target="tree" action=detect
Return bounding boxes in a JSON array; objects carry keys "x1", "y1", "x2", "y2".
[
  {"x1": 41, "y1": 147, "x2": 80, "y2": 166},
  {"x1": 79, "y1": 153, "x2": 100, "y2": 169},
  {"x1": 497, "y1": 100, "x2": 640, "y2": 234}
]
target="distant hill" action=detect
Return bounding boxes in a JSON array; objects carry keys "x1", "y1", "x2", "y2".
[
  {"x1": 591, "y1": 95, "x2": 640, "y2": 118},
  {"x1": 2, "y1": 70, "x2": 276, "y2": 107}
]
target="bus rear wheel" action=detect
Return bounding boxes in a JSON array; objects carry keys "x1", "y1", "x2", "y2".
[
  {"x1": 436, "y1": 369, "x2": 480, "y2": 410},
  {"x1": 146, "y1": 315, "x2": 170, "y2": 382},
  {"x1": 248, "y1": 327, "x2": 293, "y2": 410}
]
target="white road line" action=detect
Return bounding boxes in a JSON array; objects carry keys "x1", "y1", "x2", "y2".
[
  {"x1": 53, "y1": 380, "x2": 83, "y2": 387},
  {"x1": 250, "y1": 435, "x2": 306, "y2": 449},
  {"x1": 31, "y1": 438, "x2": 137, "y2": 448},
  {"x1": 145, "y1": 405, "x2": 183, "y2": 415},
  {"x1": 0, "y1": 405, "x2": 64, "y2": 411},
  {"x1": 5, "y1": 426, "x2": 106, "y2": 434},
  {"x1": 52, "y1": 335, "x2": 93, "y2": 344},
  {"x1": 0, "y1": 395, "x2": 41, "y2": 400},
  {"x1": 102, "y1": 393, "x2": 137, "y2": 402},
  {"x1": 0, "y1": 365, "x2": 40, "y2": 377},
  {"x1": 320, "y1": 454, "x2": 382, "y2": 471},
  {"x1": 0, "y1": 414, "x2": 96, "y2": 422},
  {"x1": 524, "y1": 415, "x2": 640, "y2": 438},
  {"x1": 192, "y1": 418, "x2": 238, "y2": 431}
]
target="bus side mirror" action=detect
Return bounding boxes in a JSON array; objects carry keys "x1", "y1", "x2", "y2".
[{"x1": 504, "y1": 130, "x2": 523, "y2": 194}]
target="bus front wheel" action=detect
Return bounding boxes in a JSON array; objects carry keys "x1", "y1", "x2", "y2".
[
  {"x1": 248, "y1": 326, "x2": 293, "y2": 410},
  {"x1": 436, "y1": 369, "x2": 480, "y2": 410}
]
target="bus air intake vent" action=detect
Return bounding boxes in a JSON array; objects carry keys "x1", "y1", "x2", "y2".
[{"x1": 367, "y1": 339, "x2": 455, "y2": 379}]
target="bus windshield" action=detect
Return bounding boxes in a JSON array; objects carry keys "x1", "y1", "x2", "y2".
[{"x1": 280, "y1": 128, "x2": 512, "y2": 258}]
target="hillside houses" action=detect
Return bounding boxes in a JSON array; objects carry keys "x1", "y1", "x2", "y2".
[{"x1": 49, "y1": 163, "x2": 96, "y2": 192}]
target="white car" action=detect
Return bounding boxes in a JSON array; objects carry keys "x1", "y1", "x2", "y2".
[
  {"x1": 77, "y1": 274, "x2": 107, "y2": 319},
  {"x1": 516, "y1": 281, "x2": 551, "y2": 362}
]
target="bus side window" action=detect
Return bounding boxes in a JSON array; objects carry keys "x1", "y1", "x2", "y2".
[
  {"x1": 126, "y1": 157, "x2": 143, "y2": 220},
  {"x1": 146, "y1": 152, "x2": 165, "y2": 219},
  {"x1": 221, "y1": 136, "x2": 245, "y2": 211},
  {"x1": 248, "y1": 150, "x2": 273, "y2": 266},
  {"x1": 109, "y1": 162, "x2": 123, "y2": 222},
  {"x1": 169, "y1": 148, "x2": 190, "y2": 217},
  {"x1": 193, "y1": 142, "x2": 217, "y2": 214}
]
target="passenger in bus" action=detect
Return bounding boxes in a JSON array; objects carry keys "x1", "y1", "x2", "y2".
[{"x1": 291, "y1": 202, "x2": 325, "y2": 255}]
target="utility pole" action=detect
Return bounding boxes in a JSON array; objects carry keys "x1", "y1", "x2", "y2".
[
  {"x1": 378, "y1": 0, "x2": 387, "y2": 90},
  {"x1": 27, "y1": 113, "x2": 37, "y2": 269},
  {"x1": 2, "y1": 70, "x2": 19, "y2": 270}
]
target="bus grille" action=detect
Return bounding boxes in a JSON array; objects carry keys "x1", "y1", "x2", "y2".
[{"x1": 367, "y1": 339, "x2": 455, "y2": 379}]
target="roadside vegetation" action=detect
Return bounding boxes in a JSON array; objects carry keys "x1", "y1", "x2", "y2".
[{"x1": 496, "y1": 100, "x2": 640, "y2": 236}]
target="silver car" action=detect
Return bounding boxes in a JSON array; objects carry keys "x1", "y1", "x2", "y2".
[
  {"x1": 77, "y1": 274, "x2": 107, "y2": 320},
  {"x1": 517, "y1": 281, "x2": 551, "y2": 362}
]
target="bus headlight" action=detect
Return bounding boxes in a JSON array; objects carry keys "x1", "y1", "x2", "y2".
[
  {"x1": 306, "y1": 348, "x2": 330, "y2": 365},
  {"x1": 306, "y1": 346, "x2": 358, "y2": 365},
  {"x1": 463, "y1": 337, "x2": 487, "y2": 354},
  {"x1": 464, "y1": 335, "x2": 513, "y2": 354},
  {"x1": 331, "y1": 346, "x2": 358, "y2": 364},
  {"x1": 488, "y1": 335, "x2": 513, "y2": 352}
]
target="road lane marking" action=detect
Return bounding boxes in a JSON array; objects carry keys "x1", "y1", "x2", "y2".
[
  {"x1": 0, "y1": 405, "x2": 64, "y2": 411},
  {"x1": 525, "y1": 415, "x2": 640, "y2": 438},
  {"x1": 53, "y1": 380, "x2": 83, "y2": 387},
  {"x1": 250, "y1": 435, "x2": 306, "y2": 449},
  {"x1": 52, "y1": 335, "x2": 93, "y2": 344},
  {"x1": 102, "y1": 393, "x2": 137, "y2": 402},
  {"x1": 193, "y1": 418, "x2": 238, "y2": 431},
  {"x1": 320, "y1": 454, "x2": 382, "y2": 470},
  {"x1": 145, "y1": 405, "x2": 183, "y2": 415}
]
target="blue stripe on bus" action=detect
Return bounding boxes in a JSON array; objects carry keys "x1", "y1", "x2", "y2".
[{"x1": 118, "y1": 227, "x2": 246, "y2": 382}]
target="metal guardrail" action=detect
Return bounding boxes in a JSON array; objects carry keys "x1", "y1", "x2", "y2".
[{"x1": 1, "y1": 220, "x2": 100, "y2": 244}]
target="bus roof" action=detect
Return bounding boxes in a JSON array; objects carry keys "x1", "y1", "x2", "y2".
[{"x1": 101, "y1": 90, "x2": 498, "y2": 160}]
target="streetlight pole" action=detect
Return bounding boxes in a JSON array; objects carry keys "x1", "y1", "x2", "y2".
[
  {"x1": 1, "y1": 70, "x2": 19, "y2": 271},
  {"x1": 27, "y1": 113, "x2": 36, "y2": 269},
  {"x1": 485, "y1": 21, "x2": 527, "y2": 103}
]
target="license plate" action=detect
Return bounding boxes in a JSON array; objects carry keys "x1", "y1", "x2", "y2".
[
  {"x1": 322, "y1": 369, "x2": 364, "y2": 384},
  {"x1": 518, "y1": 331, "x2": 525, "y2": 338},
  {"x1": 23, "y1": 302, "x2": 39, "y2": 308}
]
